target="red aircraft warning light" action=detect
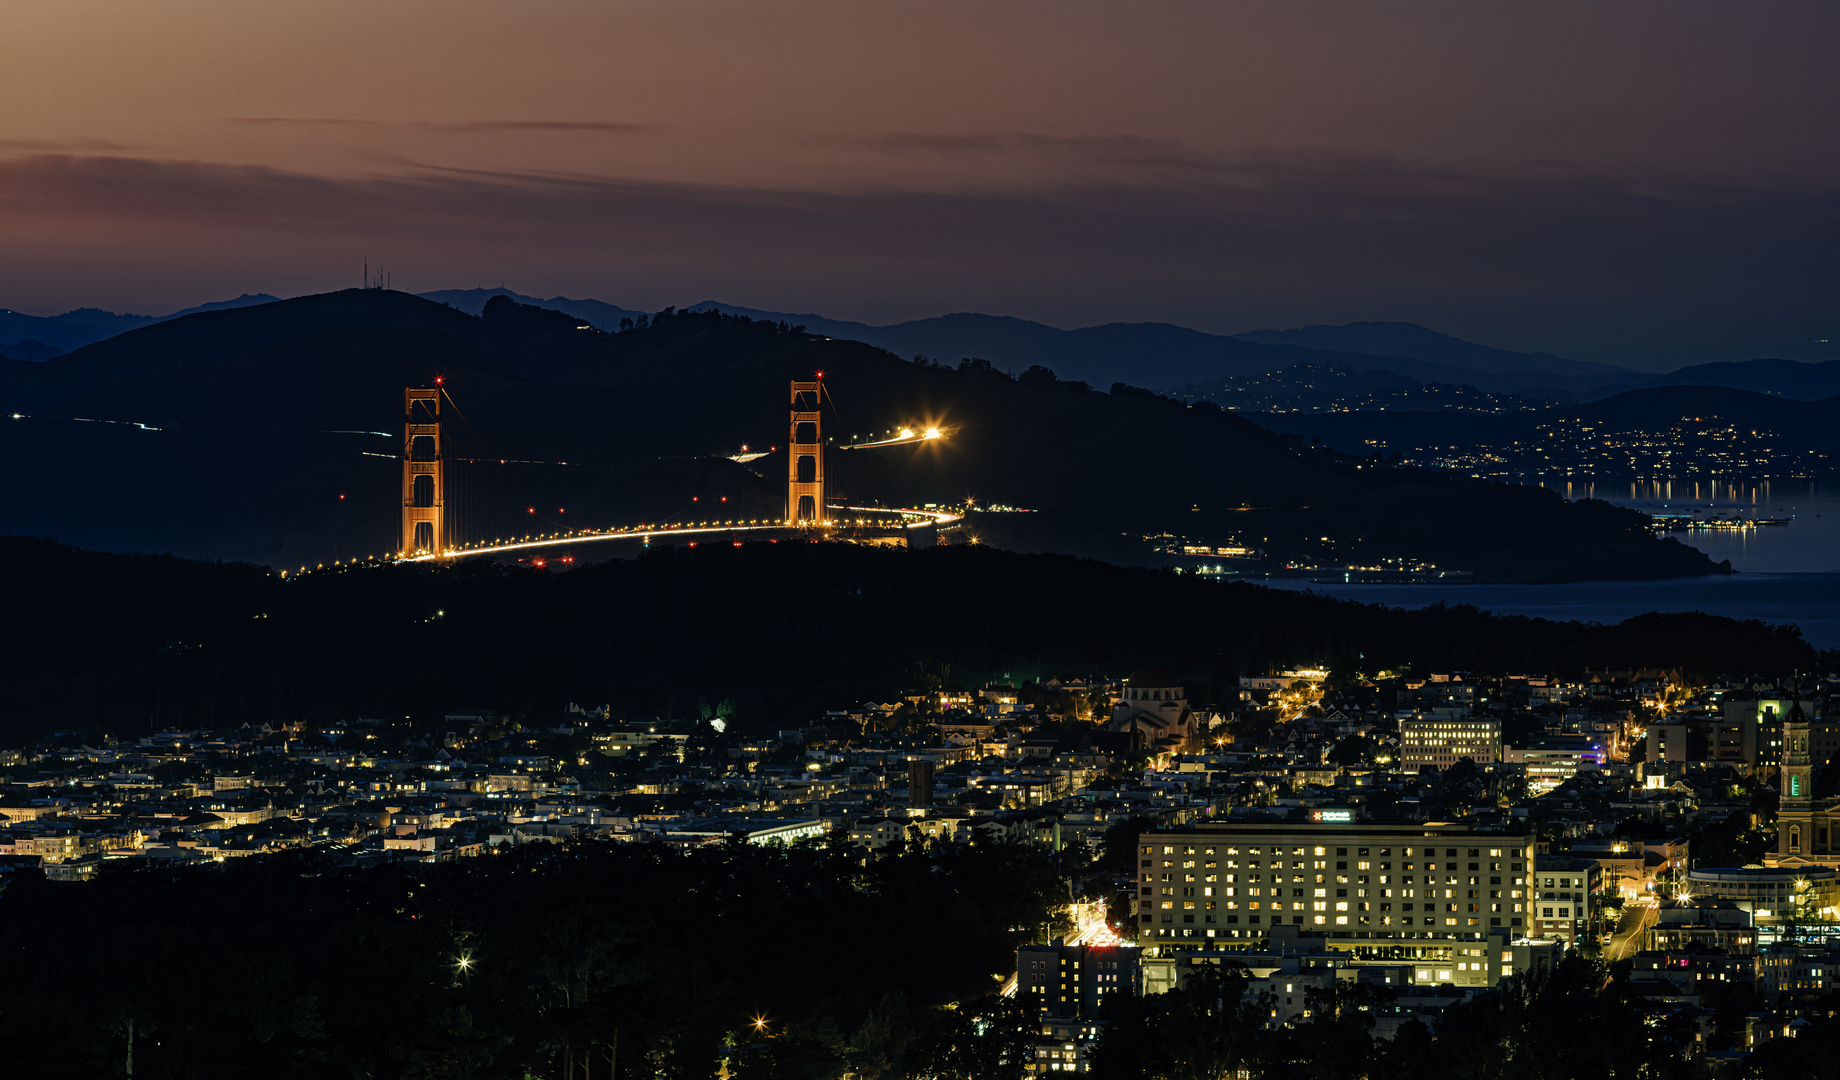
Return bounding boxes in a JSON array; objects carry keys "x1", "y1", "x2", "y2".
[{"x1": 434, "y1": 376, "x2": 444, "y2": 385}]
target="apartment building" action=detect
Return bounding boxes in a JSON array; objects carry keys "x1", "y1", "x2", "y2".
[
  {"x1": 1530, "y1": 856, "x2": 1601, "y2": 946},
  {"x1": 1135, "y1": 822, "x2": 1535, "y2": 988},
  {"x1": 1016, "y1": 941, "x2": 1140, "y2": 1020},
  {"x1": 1017, "y1": 941, "x2": 1140, "y2": 1076}
]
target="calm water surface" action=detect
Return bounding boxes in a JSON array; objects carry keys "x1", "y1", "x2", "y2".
[{"x1": 1257, "y1": 479, "x2": 1840, "y2": 647}]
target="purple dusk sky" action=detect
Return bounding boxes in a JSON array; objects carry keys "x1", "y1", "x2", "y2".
[{"x1": 2, "y1": 1, "x2": 1835, "y2": 366}]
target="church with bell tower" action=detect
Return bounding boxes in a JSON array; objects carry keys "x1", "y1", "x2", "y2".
[{"x1": 1770, "y1": 708, "x2": 1840, "y2": 869}]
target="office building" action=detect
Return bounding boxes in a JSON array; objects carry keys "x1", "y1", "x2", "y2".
[
  {"x1": 1398, "y1": 715, "x2": 1501, "y2": 772},
  {"x1": 1506, "y1": 736, "x2": 1605, "y2": 794}
]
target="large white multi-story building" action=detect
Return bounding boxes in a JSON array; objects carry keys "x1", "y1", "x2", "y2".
[
  {"x1": 1398, "y1": 714, "x2": 1501, "y2": 772},
  {"x1": 1134, "y1": 822, "x2": 1536, "y2": 988}
]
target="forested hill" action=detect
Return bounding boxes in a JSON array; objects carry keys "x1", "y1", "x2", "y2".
[
  {"x1": 0, "y1": 537, "x2": 1811, "y2": 747},
  {"x1": 0, "y1": 291, "x2": 1719, "y2": 580}
]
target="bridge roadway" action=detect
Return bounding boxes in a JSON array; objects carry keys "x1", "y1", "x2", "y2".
[{"x1": 393, "y1": 506, "x2": 963, "y2": 565}]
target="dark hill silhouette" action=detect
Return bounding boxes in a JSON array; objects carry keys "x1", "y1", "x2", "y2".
[
  {"x1": 1565, "y1": 384, "x2": 1840, "y2": 428},
  {"x1": 693, "y1": 303, "x2": 1412, "y2": 388},
  {"x1": 688, "y1": 302, "x2": 1654, "y2": 398},
  {"x1": 164, "y1": 292, "x2": 284, "y2": 318},
  {"x1": 9, "y1": 285, "x2": 1827, "y2": 408},
  {"x1": 1645, "y1": 358, "x2": 1840, "y2": 401},
  {"x1": 0, "y1": 339, "x2": 64, "y2": 362},
  {"x1": 0, "y1": 306, "x2": 160, "y2": 353},
  {"x1": 1248, "y1": 383, "x2": 1840, "y2": 467},
  {"x1": 1238, "y1": 410, "x2": 1525, "y2": 458},
  {"x1": 0, "y1": 536, "x2": 1807, "y2": 746},
  {"x1": 9, "y1": 289, "x2": 494, "y2": 405},
  {"x1": 688, "y1": 303, "x2": 1325, "y2": 386},
  {"x1": 0, "y1": 293, "x2": 1719, "y2": 580},
  {"x1": 0, "y1": 293, "x2": 280, "y2": 355},
  {"x1": 419, "y1": 286, "x2": 644, "y2": 329},
  {"x1": 53, "y1": 325, "x2": 528, "y2": 431},
  {"x1": 1233, "y1": 320, "x2": 1628, "y2": 376}
]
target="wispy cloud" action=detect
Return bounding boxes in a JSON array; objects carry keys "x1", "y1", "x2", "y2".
[
  {"x1": 845, "y1": 131, "x2": 1689, "y2": 192},
  {"x1": 222, "y1": 118, "x2": 660, "y2": 134},
  {"x1": 0, "y1": 150, "x2": 1831, "y2": 366},
  {"x1": 859, "y1": 130, "x2": 1200, "y2": 161},
  {"x1": 0, "y1": 136, "x2": 132, "y2": 152}
]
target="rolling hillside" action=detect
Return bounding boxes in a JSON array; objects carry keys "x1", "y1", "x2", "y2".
[{"x1": 0, "y1": 290, "x2": 1721, "y2": 581}]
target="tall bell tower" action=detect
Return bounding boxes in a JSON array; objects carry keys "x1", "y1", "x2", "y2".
[
  {"x1": 1777, "y1": 705, "x2": 1816, "y2": 863},
  {"x1": 401, "y1": 386, "x2": 444, "y2": 554},
  {"x1": 787, "y1": 379, "x2": 824, "y2": 524}
]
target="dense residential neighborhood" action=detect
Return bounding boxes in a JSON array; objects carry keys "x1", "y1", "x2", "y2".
[{"x1": 5, "y1": 664, "x2": 1837, "y2": 1073}]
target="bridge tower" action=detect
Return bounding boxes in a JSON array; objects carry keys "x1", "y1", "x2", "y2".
[
  {"x1": 401, "y1": 386, "x2": 445, "y2": 554},
  {"x1": 787, "y1": 379, "x2": 825, "y2": 524}
]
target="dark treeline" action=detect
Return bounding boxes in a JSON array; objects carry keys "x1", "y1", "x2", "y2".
[
  {"x1": 0, "y1": 536, "x2": 1817, "y2": 745},
  {"x1": 0, "y1": 837, "x2": 1064, "y2": 1079},
  {"x1": 1087, "y1": 955, "x2": 1823, "y2": 1080},
  {"x1": 6, "y1": 838, "x2": 1825, "y2": 1080}
]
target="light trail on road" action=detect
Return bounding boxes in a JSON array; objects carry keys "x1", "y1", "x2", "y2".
[
  {"x1": 1000, "y1": 902, "x2": 1125, "y2": 998},
  {"x1": 837, "y1": 505, "x2": 963, "y2": 525},
  {"x1": 394, "y1": 521, "x2": 798, "y2": 563},
  {"x1": 838, "y1": 426, "x2": 944, "y2": 450},
  {"x1": 285, "y1": 506, "x2": 965, "y2": 576},
  {"x1": 387, "y1": 506, "x2": 960, "y2": 565}
]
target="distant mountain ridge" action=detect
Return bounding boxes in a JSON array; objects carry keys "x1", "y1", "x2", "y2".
[
  {"x1": 683, "y1": 302, "x2": 1607, "y2": 395},
  {"x1": 1646, "y1": 358, "x2": 1840, "y2": 401},
  {"x1": 415, "y1": 292, "x2": 1650, "y2": 393},
  {"x1": 1232, "y1": 321, "x2": 1628, "y2": 377},
  {"x1": 10, "y1": 284, "x2": 1838, "y2": 403},
  {"x1": 0, "y1": 293, "x2": 279, "y2": 357},
  {"x1": 417, "y1": 287, "x2": 646, "y2": 329}
]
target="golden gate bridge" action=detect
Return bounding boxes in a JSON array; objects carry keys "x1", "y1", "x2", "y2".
[{"x1": 281, "y1": 376, "x2": 961, "y2": 578}]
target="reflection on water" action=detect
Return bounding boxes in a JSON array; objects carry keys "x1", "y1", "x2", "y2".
[
  {"x1": 1534, "y1": 477, "x2": 1840, "y2": 575},
  {"x1": 1252, "y1": 477, "x2": 1840, "y2": 647}
]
